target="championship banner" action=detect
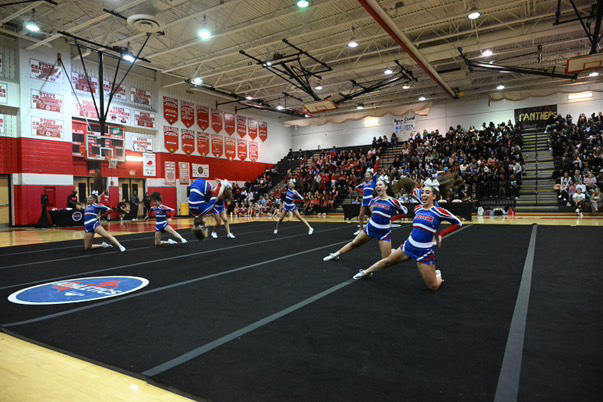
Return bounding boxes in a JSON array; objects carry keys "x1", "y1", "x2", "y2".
[
  {"x1": 211, "y1": 134, "x2": 224, "y2": 157},
  {"x1": 31, "y1": 90, "x2": 63, "y2": 112},
  {"x1": 181, "y1": 101, "x2": 195, "y2": 128},
  {"x1": 131, "y1": 136, "x2": 153, "y2": 152},
  {"x1": 163, "y1": 96, "x2": 179, "y2": 125},
  {"x1": 197, "y1": 132, "x2": 210, "y2": 156},
  {"x1": 197, "y1": 105, "x2": 209, "y2": 130},
  {"x1": 107, "y1": 106, "x2": 131, "y2": 125},
  {"x1": 164, "y1": 161, "x2": 176, "y2": 185},
  {"x1": 72, "y1": 72, "x2": 98, "y2": 95},
  {"x1": 103, "y1": 81, "x2": 127, "y2": 101},
  {"x1": 0, "y1": 82, "x2": 6, "y2": 104},
  {"x1": 248, "y1": 118, "x2": 258, "y2": 140},
  {"x1": 211, "y1": 108, "x2": 223, "y2": 133},
  {"x1": 192, "y1": 163, "x2": 209, "y2": 178},
  {"x1": 32, "y1": 117, "x2": 63, "y2": 138},
  {"x1": 143, "y1": 153, "x2": 156, "y2": 177},
  {"x1": 224, "y1": 112, "x2": 236, "y2": 135},
  {"x1": 393, "y1": 114, "x2": 415, "y2": 136},
  {"x1": 30, "y1": 59, "x2": 62, "y2": 82},
  {"x1": 181, "y1": 129, "x2": 195, "y2": 155},
  {"x1": 514, "y1": 104, "x2": 557, "y2": 128},
  {"x1": 134, "y1": 110, "x2": 156, "y2": 129},
  {"x1": 178, "y1": 162, "x2": 190, "y2": 185},
  {"x1": 131, "y1": 87, "x2": 152, "y2": 106},
  {"x1": 236, "y1": 115, "x2": 247, "y2": 138},
  {"x1": 75, "y1": 100, "x2": 99, "y2": 119},
  {"x1": 163, "y1": 126, "x2": 179, "y2": 153},
  {"x1": 225, "y1": 137, "x2": 236, "y2": 160},
  {"x1": 237, "y1": 138, "x2": 247, "y2": 160},
  {"x1": 259, "y1": 120, "x2": 268, "y2": 142},
  {"x1": 249, "y1": 141, "x2": 259, "y2": 162}
]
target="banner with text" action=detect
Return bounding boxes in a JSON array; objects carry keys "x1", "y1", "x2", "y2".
[
  {"x1": 164, "y1": 161, "x2": 176, "y2": 185},
  {"x1": 514, "y1": 104, "x2": 557, "y2": 128},
  {"x1": 393, "y1": 114, "x2": 415, "y2": 135},
  {"x1": 211, "y1": 134, "x2": 224, "y2": 157},
  {"x1": 181, "y1": 129, "x2": 195, "y2": 155},
  {"x1": 197, "y1": 132, "x2": 210, "y2": 156},
  {"x1": 178, "y1": 162, "x2": 190, "y2": 185},
  {"x1": 197, "y1": 105, "x2": 209, "y2": 130},
  {"x1": 164, "y1": 126, "x2": 179, "y2": 153},
  {"x1": 192, "y1": 163, "x2": 209, "y2": 178},
  {"x1": 143, "y1": 153, "x2": 156, "y2": 177},
  {"x1": 163, "y1": 96, "x2": 178, "y2": 125}
]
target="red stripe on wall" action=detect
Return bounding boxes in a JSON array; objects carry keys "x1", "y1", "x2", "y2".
[
  {"x1": 19, "y1": 139, "x2": 74, "y2": 175},
  {"x1": 13, "y1": 185, "x2": 74, "y2": 226},
  {"x1": 0, "y1": 137, "x2": 20, "y2": 174}
]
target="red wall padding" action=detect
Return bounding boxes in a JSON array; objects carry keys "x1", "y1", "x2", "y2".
[
  {"x1": 0, "y1": 137, "x2": 20, "y2": 174},
  {"x1": 155, "y1": 153, "x2": 272, "y2": 181},
  {"x1": 13, "y1": 185, "x2": 73, "y2": 226},
  {"x1": 19, "y1": 139, "x2": 74, "y2": 175},
  {"x1": 147, "y1": 187, "x2": 178, "y2": 216}
]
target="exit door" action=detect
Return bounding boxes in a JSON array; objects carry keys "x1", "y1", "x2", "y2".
[{"x1": 0, "y1": 175, "x2": 10, "y2": 225}]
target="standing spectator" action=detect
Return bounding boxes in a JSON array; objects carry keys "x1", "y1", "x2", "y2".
[
  {"x1": 130, "y1": 190, "x2": 140, "y2": 221},
  {"x1": 391, "y1": 132, "x2": 398, "y2": 146},
  {"x1": 143, "y1": 192, "x2": 151, "y2": 219},
  {"x1": 67, "y1": 191, "x2": 78, "y2": 209}
]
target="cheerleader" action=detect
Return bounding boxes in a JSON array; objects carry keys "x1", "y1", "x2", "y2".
[
  {"x1": 274, "y1": 179, "x2": 314, "y2": 235},
  {"x1": 353, "y1": 159, "x2": 379, "y2": 235},
  {"x1": 323, "y1": 176, "x2": 407, "y2": 261},
  {"x1": 83, "y1": 194, "x2": 125, "y2": 252},
  {"x1": 151, "y1": 192, "x2": 187, "y2": 246},
  {"x1": 189, "y1": 177, "x2": 231, "y2": 240},
  {"x1": 353, "y1": 177, "x2": 462, "y2": 291},
  {"x1": 210, "y1": 195, "x2": 235, "y2": 239}
]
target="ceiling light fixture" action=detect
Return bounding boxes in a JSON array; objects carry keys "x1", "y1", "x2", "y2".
[
  {"x1": 356, "y1": 104, "x2": 364, "y2": 110},
  {"x1": 297, "y1": 0, "x2": 310, "y2": 8},
  {"x1": 276, "y1": 104, "x2": 284, "y2": 110},
  {"x1": 402, "y1": 84, "x2": 410, "y2": 89},
  {"x1": 497, "y1": 84, "x2": 505, "y2": 90},
  {"x1": 245, "y1": 95, "x2": 253, "y2": 100},
  {"x1": 198, "y1": 16, "x2": 212, "y2": 41},
  {"x1": 25, "y1": 10, "x2": 40, "y2": 32},
  {"x1": 121, "y1": 45, "x2": 136, "y2": 63},
  {"x1": 384, "y1": 68, "x2": 393, "y2": 75},
  {"x1": 191, "y1": 77, "x2": 203, "y2": 85},
  {"x1": 419, "y1": 96, "x2": 426, "y2": 101},
  {"x1": 589, "y1": 71, "x2": 599, "y2": 77},
  {"x1": 467, "y1": 7, "x2": 480, "y2": 20},
  {"x1": 348, "y1": 26, "x2": 358, "y2": 48},
  {"x1": 315, "y1": 85, "x2": 323, "y2": 90},
  {"x1": 568, "y1": 91, "x2": 593, "y2": 100},
  {"x1": 482, "y1": 49, "x2": 493, "y2": 57}
]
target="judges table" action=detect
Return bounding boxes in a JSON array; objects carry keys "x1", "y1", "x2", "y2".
[
  {"x1": 341, "y1": 202, "x2": 473, "y2": 221},
  {"x1": 49, "y1": 209, "x2": 85, "y2": 227}
]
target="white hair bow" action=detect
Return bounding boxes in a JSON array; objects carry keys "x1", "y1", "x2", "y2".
[
  {"x1": 424, "y1": 178, "x2": 440, "y2": 191},
  {"x1": 366, "y1": 168, "x2": 374, "y2": 175},
  {"x1": 378, "y1": 175, "x2": 389, "y2": 184},
  {"x1": 289, "y1": 178, "x2": 296, "y2": 185}
]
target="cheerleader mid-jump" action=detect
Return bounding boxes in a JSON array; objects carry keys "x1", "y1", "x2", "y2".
[
  {"x1": 210, "y1": 196, "x2": 235, "y2": 239},
  {"x1": 353, "y1": 177, "x2": 462, "y2": 291},
  {"x1": 274, "y1": 179, "x2": 314, "y2": 235},
  {"x1": 324, "y1": 176, "x2": 406, "y2": 261},
  {"x1": 151, "y1": 192, "x2": 187, "y2": 246},
  {"x1": 189, "y1": 177, "x2": 231, "y2": 240},
  {"x1": 353, "y1": 158, "x2": 379, "y2": 235},
  {"x1": 83, "y1": 194, "x2": 126, "y2": 252}
]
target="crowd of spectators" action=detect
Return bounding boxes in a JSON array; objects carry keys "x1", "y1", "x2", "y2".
[{"x1": 549, "y1": 112, "x2": 603, "y2": 216}]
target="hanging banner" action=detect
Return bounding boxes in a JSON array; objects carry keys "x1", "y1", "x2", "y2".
[
  {"x1": 30, "y1": 59, "x2": 62, "y2": 82},
  {"x1": 31, "y1": 89, "x2": 63, "y2": 112},
  {"x1": 107, "y1": 106, "x2": 131, "y2": 125},
  {"x1": 164, "y1": 161, "x2": 176, "y2": 185},
  {"x1": 32, "y1": 117, "x2": 63, "y2": 138},
  {"x1": 163, "y1": 126, "x2": 179, "y2": 153},
  {"x1": 211, "y1": 108, "x2": 223, "y2": 133},
  {"x1": 131, "y1": 136, "x2": 153, "y2": 152},
  {"x1": 211, "y1": 134, "x2": 224, "y2": 158},
  {"x1": 197, "y1": 132, "x2": 210, "y2": 156},
  {"x1": 103, "y1": 81, "x2": 127, "y2": 102},
  {"x1": 224, "y1": 112, "x2": 236, "y2": 135},
  {"x1": 259, "y1": 120, "x2": 268, "y2": 142},
  {"x1": 131, "y1": 87, "x2": 152, "y2": 106},
  {"x1": 514, "y1": 104, "x2": 557, "y2": 129},
  {"x1": 75, "y1": 100, "x2": 99, "y2": 119},
  {"x1": 192, "y1": 163, "x2": 209, "y2": 178},
  {"x1": 197, "y1": 105, "x2": 209, "y2": 130},
  {"x1": 225, "y1": 137, "x2": 236, "y2": 160},
  {"x1": 0, "y1": 115, "x2": 4, "y2": 135},
  {"x1": 72, "y1": 72, "x2": 98, "y2": 95},
  {"x1": 143, "y1": 153, "x2": 156, "y2": 177},
  {"x1": 181, "y1": 101, "x2": 195, "y2": 128},
  {"x1": 163, "y1": 96, "x2": 178, "y2": 125},
  {"x1": 181, "y1": 129, "x2": 195, "y2": 155},
  {"x1": 237, "y1": 138, "x2": 247, "y2": 160},
  {"x1": 248, "y1": 118, "x2": 258, "y2": 140},
  {"x1": 0, "y1": 82, "x2": 6, "y2": 104},
  {"x1": 249, "y1": 141, "x2": 259, "y2": 162},
  {"x1": 236, "y1": 115, "x2": 247, "y2": 138},
  {"x1": 393, "y1": 114, "x2": 416, "y2": 136},
  {"x1": 134, "y1": 110, "x2": 156, "y2": 129},
  {"x1": 178, "y1": 162, "x2": 190, "y2": 185}
]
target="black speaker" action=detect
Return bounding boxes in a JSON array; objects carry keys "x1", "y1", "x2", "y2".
[
  {"x1": 187, "y1": 186, "x2": 191, "y2": 197},
  {"x1": 41, "y1": 194, "x2": 49, "y2": 205}
]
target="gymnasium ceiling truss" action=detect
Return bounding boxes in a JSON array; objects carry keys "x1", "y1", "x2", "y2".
[
  {"x1": 555, "y1": 0, "x2": 603, "y2": 54},
  {"x1": 0, "y1": 0, "x2": 56, "y2": 8}
]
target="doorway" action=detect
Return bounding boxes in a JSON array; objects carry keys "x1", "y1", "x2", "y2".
[
  {"x1": 118, "y1": 178, "x2": 145, "y2": 219},
  {"x1": 0, "y1": 175, "x2": 10, "y2": 225}
]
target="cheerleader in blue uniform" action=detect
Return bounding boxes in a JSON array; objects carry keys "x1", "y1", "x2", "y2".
[
  {"x1": 83, "y1": 195, "x2": 125, "y2": 252},
  {"x1": 354, "y1": 177, "x2": 462, "y2": 291},
  {"x1": 210, "y1": 195, "x2": 235, "y2": 239},
  {"x1": 353, "y1": 159, "x2": 379, "y2": 235},
  {"x1": 151, "y1": 192, "x2": 187, "y2": 246},
  {"x1": 188, "y1": 177, "x2": 231, "y2": 240},
  {"x1": 274, "y1": 179, "x2": 314, "y2": 235},
  {"x1": 324, "y1": 176, "x2": 407, "y2": 261}
]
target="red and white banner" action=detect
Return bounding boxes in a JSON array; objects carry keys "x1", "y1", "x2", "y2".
[
  {"x1": 197, "y1": 132, "x2": 210, "y2": 156},
  {"x1": 164, "y1": 161, "x2": 176, "y2": 185},
  {"x1": 0, "y1": 82, "x2": 6, "y2": 104},
  {"x1": 179, "y1": 162, "x2": 190, "y2": 185},
  {"x1": 0, "y1": 115, "x2": 4, "y2": 135},
  {"x1": 32, "y1": 117, "x2": 63, "y2": 138},
  {"x1": 163, "y1": 96, "x2": 178, "y2": 125},
  {"x1": 225, "y1": 137, "x2": 236, "y2": 160},
  {"x1": 236, "y1": 115, "x2": 247, "y2": 138},
  {"x1": 248, "y1": 118, "x2": 258, "y2": 140},
  {"x1": 31, "y1": 90, "x2": 63, "y2": 112},
  {"x1": 192, "y1": 163, "x2": 209, "y2": 178},
  {"x1": 259, "y1": 121, "x2": 268, "y2": 142},
  {"x1": 211, "y1": 109, "x2": 223, "y2": 133},
  {"x1": 75, "y1": 100, "x2": 99, "y2": 119},
  {"x1": 181, "y1": 129, "x2": 195, "y2": 155},
  {"x1": 131, "y1": 136, "x2": 153, "y2": 152},
  {"x1": 131, "y1": 87, "x2": 152, "y2": 106},
  {"x1": 197, "y1": 105, "x2": 209, "y2": 130},
  {"x1": 164, "y1": 126, "x2": 179, "y2": 153},
  {"x1": 103, "y1": 81, "x2": 127, "y2": 101},
  {"x1": 237, "y1": 138, "x2": 247, "y2": 160},
  {"x1": 249, "y1": 141, "x2": 259, "y2": 162},
  {"x1": 30, "y1": 59, "x2": 62, "y2": 82},
  {"x1": 211, "y1": 134, "x2": 224, "y2": 158},
  {"x1": 143, "y1": 153, "x2": 156, "y2": 177},
  {"x1": 181, "y1": 101, "x2": 195, "y2": 128},
  {"x1": 224, "y1": 112, "x2": 235, "y2": 136},
  {"x1": 134, "y1": 110, "x2": 156, "y2": 129},
  {"x1": 72, "y1": 72, "x2": 98, "y2": 95},
  {"x1": 107, "y1": 106, "x2": 131, "y2": 125}
]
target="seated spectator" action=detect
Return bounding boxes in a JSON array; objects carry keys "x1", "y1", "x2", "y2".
[
  {"x1": 573, "y1": 187, "x2": 587, "y2": 217},
  {"x1": 590, "y1": 187, "x2": 601, "y2": 215}
]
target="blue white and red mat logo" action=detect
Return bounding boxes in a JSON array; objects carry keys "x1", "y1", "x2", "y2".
[{"x1": 8, "y1": 276, "x2": 149, "y2": 305}]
